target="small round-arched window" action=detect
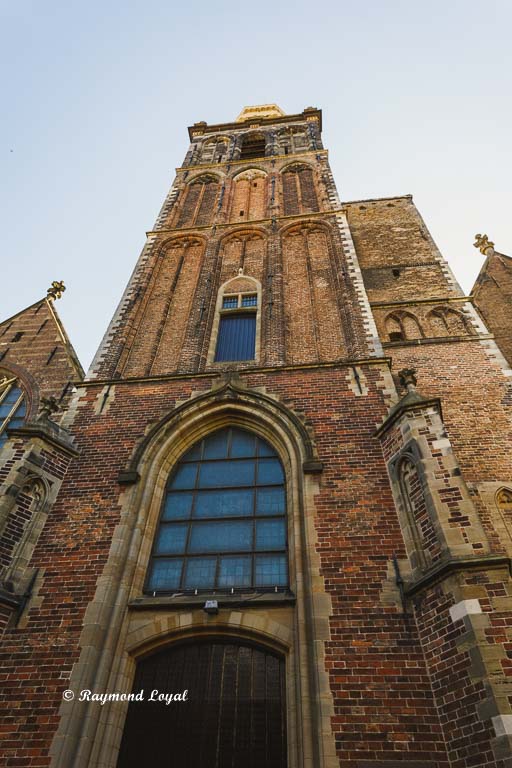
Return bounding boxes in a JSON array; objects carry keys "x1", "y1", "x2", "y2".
[
  {"x1": 146, "y1": 428, "x2": 287, "y2": 593},
  {"x1": 0, "y1": 373, "x2": 26, "y2": 446}
]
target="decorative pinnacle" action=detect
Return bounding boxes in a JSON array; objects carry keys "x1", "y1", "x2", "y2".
[
  {"x1": 38, "y1": 396, "x2": 60, "y2": 420},
  {"x1": 47, "y1": 280, "x2": 66, "y2": 300},
  {"x1": 398, "y1": 368, "x2": 418, "y2": 393},
  {"x1": 474, "y1": 234, "x2": 495, "y2": 256}
]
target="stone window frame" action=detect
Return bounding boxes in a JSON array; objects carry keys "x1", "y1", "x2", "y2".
[
  {"x1": 144, "y1": 426, "x2": 289, "y2": 595},
  {"x1": 496, "y1": 487, "x2": 512, "y2": 543},
  {"x1": 206, "y1": 274, "x2": 262, "y2": 367}
]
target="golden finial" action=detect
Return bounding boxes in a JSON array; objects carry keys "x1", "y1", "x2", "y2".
[
  {"x1": 47, "y1": 280, "x2": 66, "y2": 300},
  {"x1": 473, "y1": 234, "x2": 495, "y2": 256}
]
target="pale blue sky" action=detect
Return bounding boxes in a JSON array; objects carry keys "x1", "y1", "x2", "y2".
[{"x1": 1, "y1": 0, "x2": 510, "y2": 370}]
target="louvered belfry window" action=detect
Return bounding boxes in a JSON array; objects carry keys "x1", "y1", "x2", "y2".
[
  {"x1": 146, "y1": 427, "x2": 288, "y2": 593},
  {"x1": 116, "y1": 639, "x2": 287, "y2": 768},
  {"x1": 214, "y1": 292, "x2": 257, "y2": 362},
  {"x1": 0, "y1": 374, "x2": 26, "y2": 446}
]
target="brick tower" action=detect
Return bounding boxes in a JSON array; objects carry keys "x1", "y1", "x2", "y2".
[{"x1": 1, "y1": 105, "x2": 512, "y2": 768}]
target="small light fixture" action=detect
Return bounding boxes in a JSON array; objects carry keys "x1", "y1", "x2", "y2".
[{"x1": 204, "y1": 600, "x2": 218, "y2": 615}]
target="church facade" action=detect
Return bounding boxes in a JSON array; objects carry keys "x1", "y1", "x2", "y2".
[{"x1": 1, "y1": 104, "x2": 512, "y2": 768}]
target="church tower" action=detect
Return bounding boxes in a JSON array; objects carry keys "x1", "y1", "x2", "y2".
[{"x1": 2, "y1": 105, "x2": 512, "y2": 768}]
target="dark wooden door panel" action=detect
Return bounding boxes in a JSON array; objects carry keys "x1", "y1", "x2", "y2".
[{"x1": 117, "y1": 640, "x2": 287, "y2": 768}]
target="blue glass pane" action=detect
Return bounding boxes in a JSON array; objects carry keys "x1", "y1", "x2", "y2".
[
  {"x1": 257, "y1": 487, "x2": 285, "y2": 516},
  {"x1": 203, "y1": 430, "x2": 228, "y2": 460},
  {"x1": 181, "y1": 442, "x2": 202, "y2": 461},
  {"x1": 257, "y1": 458, "x2": 284, "y2": 485},
  {"x1": 189, "y1": 521, "x2": 253, "y2": 552},
  {"x1": 184, "y1": 557, "x2": 216, "y2": 588},
  {"x1": 170, "y1": 463, "x2": 198, "y2": 490},
  {"x1": 9, "y1": 416, "x2": 25, "y2": 430},
  {"x1": 0, "y1": 403, "x2": 14, "y2": 418},
  {"x1": 0, "y1": 387, "x2": 22, "y2": 407},
  {"x1": 194, "y1": 489, "x2": 253, "y2": 518},
  {"x1": 214, "y1": 314, "x2": 256, "y2": 362},
  {"x1": 163, "y1": 493, "x2": 193, "y2": 520},
  {"x1": 230, "y1": 429, "x2": 256, "y2": 458},
  {"x1": 256, "y1": 520, "x2": 286, "y2": 550},
  {"x1": 257, "y1": 438, "x2": 275, "y2": 457},
  {"x1": 154, "y1": 523, "x2": 188, "y2": 555},
  {"x1": 241, "y1": 294, "x2": 257, "y2": 307},
  {"x1": 148, "y1": 559, "x2": 183, "y2": 591},
  {"x1": 199, "y1": 459, "x2": 255, "y2": 488},
  {"x1": 218, "y1": 556, "x2": 252, "y2": 587},
  {"x1": 222, "y1": 296, "x2": 238, "y2": 308},
  {"x1": 255, "y1": 554, "x2": 288, "y2": 586},
  {"x1": 15, "y1": 400, "x2": 26, "y2": 418}
]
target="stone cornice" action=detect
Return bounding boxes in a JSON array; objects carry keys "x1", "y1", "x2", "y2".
[
  {"x1": 187, "y1": 108, "x2": 322, "y2": 139},
  {"x1": 145, "y1": 207, "x2": 341, "y2": 237},
  {"x1": 374, "y1": 396, "x2": 443, "y2": 439},
  {"x1": 405, "y1": 554, "x2": 511, "y2": 597},
  {"x1": 81, "y1": 356, "x2": 392, "y2": 388},
  {"x1": 383, "y1": 334, "x2": 494, "y2": 349}
]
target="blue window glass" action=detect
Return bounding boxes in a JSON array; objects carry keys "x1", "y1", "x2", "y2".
[
  {"x1": 189, "y1": 521, "x2": 253, "y2": 552},
  {"x1": 154, "y1": 523, "x2": 188, "y2": 554},
  {"x1": 203, "y1": 430, "x2": 229, "y2": 459},
  {"x1": 256, "y1": 520, "x2": 286, "y2": 551},
  {"x1": 218, "y1": 556, "x2": 252, "y2": 587},
  {"x1": 255, "y1": 555, "x2": 288, "y2": 586},
  {"x1": 257, "y1": 458, "x2": 284, "y2": 485},
  {"x1": 171, "y1": 463, "x2": 198, "y2": 489},
  {"x1": 257, "y1": 488, "x2": 285, "y2": 516},
  {"x1": 241, "y1": 294, "x2": 257, "y2": 307},
  {"x1": 222, "y1": 296, "x2": 238, "y2": 309},
  {"x1": 215, "y1": 314, "x2": 256, "y2": 362},
  {"x1": 163, "y1": 492, "x2": 193, "y2": 520},
  {"x1": 0, "y1": 379, "x2": 25, "y2": 446},
  {"x1": 148, "y1": 559, "x2": 183, "y2": 591},
  {"x1": 199, "y1": 459, "x2": 255, "y2": 488},
  {"x1": 194, "y1": 489, "x2": 254, "y2": 518},
  {"x1": 147, "y1": 428, "x2": 288, "y2": 593},
  {"x1": 231, "y1": 430, "x2": 256, "y2": 458},
  {"x1": 184, "y1": 558, "x2": 217, "y2": 589}
]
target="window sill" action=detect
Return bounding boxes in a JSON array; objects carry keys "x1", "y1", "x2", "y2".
[{"x1": 129, "y1": 591, "x2": 296, "y2": 611}]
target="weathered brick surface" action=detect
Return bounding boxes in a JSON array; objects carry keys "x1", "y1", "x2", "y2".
[{"x1": 473, "y1": 251, "x2": 512, "y2": 365}]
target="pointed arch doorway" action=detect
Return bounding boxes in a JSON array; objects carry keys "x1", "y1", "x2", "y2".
[{"x1": 116, "y1": 639, "x2": 287, "y2": 768}]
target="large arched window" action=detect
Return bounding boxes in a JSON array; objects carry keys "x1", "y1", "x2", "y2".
[
  {"x1": 146, "y1": 428, "x2": 287, "y2": 593},
  {"x1": 0, "y1": 373, "x2": 26, "y2": 446}
]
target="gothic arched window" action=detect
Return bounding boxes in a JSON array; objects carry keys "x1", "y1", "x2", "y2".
[
  {"x1": 0, "y1": 374, "x2": 26, "y2": 446},
  {"x1": 146, "y1": 428, "x2": 287, "y2": 593}
]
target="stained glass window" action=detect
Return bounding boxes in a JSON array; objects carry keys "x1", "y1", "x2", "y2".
[
  {"x1": 0, "y1": 374, "x2": 26, "y2": 446},
  {"x1": 147, "y1": 427, "x2": 288, "y2": 592}
]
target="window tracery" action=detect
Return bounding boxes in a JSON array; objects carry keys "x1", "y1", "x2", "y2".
[{"x1": 146, "y1": 428, "x2": 288, "y2": 593}]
